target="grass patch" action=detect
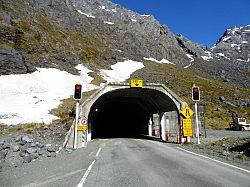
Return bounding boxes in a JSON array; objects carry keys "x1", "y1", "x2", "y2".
[
  {"x1": 0, "y1": 122, "x2": 46, "y2": 137},
  {"x1": 89, "y1": 72, "x2": 106, "y2": 86},
  {"x1": 51, "y1": 90, "x2": 98, "y2": 125}
]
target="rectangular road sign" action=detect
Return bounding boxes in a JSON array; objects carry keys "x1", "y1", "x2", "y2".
[
  {"x1": 77, "y1": 125, "x2": 88, "y2": 131},
  {"x1": 183, "y1": 119, "x2": 193, "y2": 136},
  {"x1": 130, "y1": 79, "x2": 143, "y2": 88}
]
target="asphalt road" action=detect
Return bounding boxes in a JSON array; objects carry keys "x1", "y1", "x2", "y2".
[{"x1": 0, "y1": 138, "x2": 249, "y2": 187}]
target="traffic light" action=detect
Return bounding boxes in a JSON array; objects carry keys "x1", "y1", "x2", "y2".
[
  {"x1": 74, "y1": 84, "x2": 82, "y2": 100},
  {"x1": 192, "y1": 86, "x2": 200, "y2": 101}
]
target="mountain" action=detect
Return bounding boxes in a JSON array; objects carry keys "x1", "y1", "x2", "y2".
[
  {"x1": 0, "y1": 0, "x2": 192, "y2": 76},
  {"x1": 0, "y1": 0, "x2": 249, "y2": 128},
  {"x1": 1, "y1": 0, "x2": 249, "y2": 87},
  {"x1": 192, "y1": 25, "x2": 250, "y2": 87}
]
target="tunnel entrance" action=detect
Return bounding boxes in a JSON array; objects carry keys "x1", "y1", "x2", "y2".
[
  {"x1": 91, "y1": 99, "x2": 150, "y2": 138},
  {"x1": 87, "y1": 86, "x2": 182, "y2": 139}
]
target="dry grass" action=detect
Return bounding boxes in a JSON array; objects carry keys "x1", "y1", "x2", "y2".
[
  {"x1": 0, "y1": 122, "x2": 46, "y2": 137},
  {"x1": 89, "y1": 72, "x2": 106, "y2": 86}
]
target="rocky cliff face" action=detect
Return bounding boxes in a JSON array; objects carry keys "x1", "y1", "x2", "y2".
[
  {"x1": 191, "y1": 25, "x2": 250, "y2": 87},
  {"x1": 0, "y1": 0, "x2": 191, "y2": 76},
  {"x1": 0, "y1": 0, "x2": 249, "y2": 87}
]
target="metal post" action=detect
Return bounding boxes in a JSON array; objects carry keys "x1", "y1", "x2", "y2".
[
  {"x1": 203, "y1": 113, "x2": 207, "y2": 138},
  {"x1": 84, "y1": 130, "x2": 87, "y2": 147},
  {"x1": 73, "y1": 101, "x2": 79, "y2": 149},
  {"x1": 195, "y1": 102, "x2": 200, "y2": 144}
]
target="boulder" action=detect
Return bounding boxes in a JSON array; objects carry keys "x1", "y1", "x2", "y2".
[
  {"x1": 0, "y1": 46, "x2": 36, "y2": 75},
  {"x1": 21, "y1": 135, "x2": 33, "y2": 144},
  {"x1": 26, "y1": 148, "x2": 37, "y2": 154},
  {"x1": 36, "y1": 142, "x2": 45, "y2": 148},
  {"x1": 47, "y1": 145, "x2": 56, "y2": 152},
  {"x1": 47, "y1": 152, "x2": 56, "y2": 157},
  {"x1": 12, "y1": 145, "x2": 20, "y2": 152},
  {"x1": 0, "y1": 150, "x2": 8, "y2": 160}
]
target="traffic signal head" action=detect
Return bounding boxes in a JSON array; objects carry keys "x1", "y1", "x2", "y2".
[
  {"x1": 74, "y1": 84, "x2": 82, "y2": 100},
  {"x1": 192, "y1": 86, "x2": 200, "y2": 101}
]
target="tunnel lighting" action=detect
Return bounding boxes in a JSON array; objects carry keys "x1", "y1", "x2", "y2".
[{"x1": 95, "y1": 108, "x2": 99, "y2": 112}]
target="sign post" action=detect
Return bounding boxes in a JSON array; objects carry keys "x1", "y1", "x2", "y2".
[
  {"x1": 192, "y1": 84, "x2": 200, "y2": 144},
  {"x1": 73, "y1": 83, "x2": 82, "y2": 149},
  {"x1": 181, "y1": 106, "x2": 194, "y2": 143}
]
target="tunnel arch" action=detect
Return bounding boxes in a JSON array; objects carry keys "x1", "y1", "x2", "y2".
[{"x1": 81, "y1": 83, "x2": 187, "y2": 140}]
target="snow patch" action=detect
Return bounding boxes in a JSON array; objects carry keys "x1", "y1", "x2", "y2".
[
  {"x1": 99, "y1": 5, "x2": 116, "y2": 12},
  {"x1": 141, "y1": 14, "x2": 151, "y2": 17},
  {"x1": 144, "y1": 57, "x2": 175, "y2": 65},
  {"x1": 217, "y1": 53, "x2": 225, "y2": 57},
  {"x1": 236, "y1": 59, "x2": 247, "y2": 62},
  {"x1": 104, "y1": 21, "x2": 114, "y2": 25},
  {"x1": 131, "y1": 19, "x2": 137, "y2": 22},
  {"x1": 186, "y1": 54, "x2": 194, "y2": 62},
  {"x1": 0, "y1": 66, "x2": 97, "y2": 125},
  {"x1": 231, "y1": 44, "x2": 241, "y2": 48},
  {"x1": 201, "y1": 51, "x2": 213, "y2": 61},
  {"x1": 242, "y1": 41, "x2": 248, "y2": 44},
  {"x1": 100, "y1": 60, "x2": 144, "y2": 83},
  {"x1": 113, "y1": 49, "x2": 122, "y2": 52},
  {"x1": 222, "y1": 36, "x2": 231, "y2": 42},
  {"x1": 77, "y1": 10, "x2": 95, "y2": 18},
  {"x1": 184, "y1": 63, "x2": 192, "y2": 69}
]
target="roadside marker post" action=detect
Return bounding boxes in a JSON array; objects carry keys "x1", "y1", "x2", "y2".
[
  {"x1": 74, "y1": 101, "x2": 79, "y2": 149},
  {"x1": 192, "y1": 84, "x2": 200, "y2": 145}
]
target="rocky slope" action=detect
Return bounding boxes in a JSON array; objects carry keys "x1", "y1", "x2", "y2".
[
  {"x1": 192, "y1": 25, "x2": 250, "y2": 87},
  {"x1": 0, "y1": 0, "x2": 249, "y2": 88},
  {"x1": 0, "y1": 0, "x2": 191, "y2": 76}
]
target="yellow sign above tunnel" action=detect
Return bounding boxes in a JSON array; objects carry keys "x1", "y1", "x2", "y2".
[{"x1": 130, "y1": 79, "x2": 143, "y2": 88}]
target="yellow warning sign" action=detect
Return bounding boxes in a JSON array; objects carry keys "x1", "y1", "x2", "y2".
[
  {"x1": 130, "y1": 79, "x2": 143, "y2": 88},
  {"x1": 77, "y1": 125, "x2": 88, "y2": 131},
  {"x1": 183, "y1": 119, "x2": 193, "y2": 136},
  {"x1": 181, "y1": 106, "x2": 194, "y2": 119}
]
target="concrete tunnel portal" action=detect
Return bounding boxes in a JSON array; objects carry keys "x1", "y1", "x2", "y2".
[{"x1": 82, "y1": 83, "x2": 187, "y2": 140}]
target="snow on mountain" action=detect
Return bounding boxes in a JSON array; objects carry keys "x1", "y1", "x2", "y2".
[
  {"x1": 77, "y1": 10, "x2": 95, "y2": 18},
  {"x1": 0, "y1": 65, "x2": 95, "y2": 125},
  {"x1": 0, "y1": 61, "x2": 144, "y2": 125},
  {"x1": 143, "y1": 57, "x2": 175, "y2": 65},
  {"x1": 100, "y1": 60, "x2": 144, "y2": 83},
  {"x1": 104, "y1": 21, "x2": 115, "y2": 25}
]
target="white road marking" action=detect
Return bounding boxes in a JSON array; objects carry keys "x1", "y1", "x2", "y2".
[
  {"x1": 176, "y1": 147, "x2": 250, "y2": 173},
  {"x1": 95, "y1": 147, "x2": 102, "y2": 157},
  {"x1": 77, "y1": 160, "x2": 96, "y2": 187}
]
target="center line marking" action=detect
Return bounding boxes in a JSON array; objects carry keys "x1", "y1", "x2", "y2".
[
  {"x1": 77, "y1": 160, "x2": 96, "y2": 187},
  {"x1": 96, "y1": 147, "x2": 102, "y2": 157},
  {"x1": 176, "y1": 147, "x2": 250, "y2": 173}
]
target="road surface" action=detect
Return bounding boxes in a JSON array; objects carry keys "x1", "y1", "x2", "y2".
[{"x1": 0, "y1": 138, "x2": 249, "y2": 187}]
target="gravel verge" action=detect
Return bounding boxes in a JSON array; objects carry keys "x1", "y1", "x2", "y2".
[{"x1": 181, "y1": 130, "x2": 250, "y2": 170}]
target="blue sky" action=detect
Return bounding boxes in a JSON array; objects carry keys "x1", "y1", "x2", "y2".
[{"x1": 111, "y1": 0, "x2": 250, "y2": 47}]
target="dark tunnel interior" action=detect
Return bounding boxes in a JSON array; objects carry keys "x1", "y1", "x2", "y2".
[
  {"x1": 91, "y1": 101, "x2": 150, "y2": 138},
  {"x1": 88, "y1": 88, "x2": 178, "y2": 139}
]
